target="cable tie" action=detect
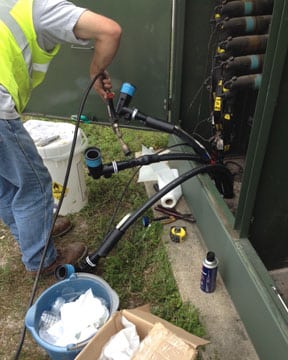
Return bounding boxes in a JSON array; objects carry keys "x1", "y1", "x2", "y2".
[
  {"x1": 112, "y1": 160, "x2": 118, "y2": 173},
  {"x1": 132, "y1": 108, "x2": 138, "y2": 120},
  {"x1": 86, "y1": 256, "x2": 97, "y2": 267}
]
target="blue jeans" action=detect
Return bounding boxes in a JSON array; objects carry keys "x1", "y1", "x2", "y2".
[{"x1": 0, "y1": 119, "x2": 57, "y2": 271}]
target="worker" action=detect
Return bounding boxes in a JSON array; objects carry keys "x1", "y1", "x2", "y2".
[{"x1": 0, "y1": 0, "x2": 122, "y2": 275}]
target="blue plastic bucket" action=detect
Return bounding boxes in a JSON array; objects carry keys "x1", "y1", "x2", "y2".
[{"x1": 25, "y1": 273, "x2": 119, "y2": 360}]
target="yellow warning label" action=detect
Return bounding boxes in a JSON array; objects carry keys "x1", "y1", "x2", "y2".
[
  {"x1": 52, "y1": 182, "x2": 68, "y2": 200},
  {"x1": 214, "y1": 97, "x2": 222, "y2": 112}
]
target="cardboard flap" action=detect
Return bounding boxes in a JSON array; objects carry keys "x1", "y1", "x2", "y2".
[{"x1": 123, "y1": 308, "x2": 209, "y2": 348}]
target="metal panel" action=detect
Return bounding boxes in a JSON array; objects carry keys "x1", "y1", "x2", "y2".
[
  {"x1": 174, "y1": 0, "x2": 288, "y2": 358},
  {"x1": 25, "y1": 0, "x2": 173, "y2": 122}
]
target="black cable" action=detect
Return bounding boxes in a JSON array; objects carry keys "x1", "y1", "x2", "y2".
[
  {"x1": 188, "y1": 76, "x2": 211, "y2": 113},
  {"x1": 76, "y1": 163, "x2": 233, "y2": 270},
  {"x1": 105, "y1": 147, "x2": 172, "y2": 233},
  {"x1": 13, "y1": 72, "x2": 104, "y2": 360},
  {"x1": 119, "y1": 163, "x2": 233, "y2": 232},
  {"x1": 104, "y1": 143, "x2": 201, "y2": 234},
  {"x1": 192, "y1": 116, "x2": 213, "y2": 142},
  {"x1": 194, "y1": 23, "x2": 218, "y2": 124},
  {"x1": 105, "y1": 165, "x2": 141, "y2": 234}
]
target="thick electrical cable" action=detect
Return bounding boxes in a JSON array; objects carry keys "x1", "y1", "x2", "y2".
[
  {"x1": 118, "y1": 163, "x2": 232, "y2": 233},
  {"x1": 76, "y1": 162, "x2": 233, "y2": 271},
  {"x1": 13, "y1": 72, "x2": 104, "y2": 360},
  {"x1": 104, "y1": 144, "x2": 202, "y2": 234}
]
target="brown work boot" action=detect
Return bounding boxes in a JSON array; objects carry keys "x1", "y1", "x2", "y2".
[
  {"x1": 30, "y1": 242, "x2": 88, "y2": 276},
  {"x1": 52, "y1": 216, "x2": 73, "y2": 238}
]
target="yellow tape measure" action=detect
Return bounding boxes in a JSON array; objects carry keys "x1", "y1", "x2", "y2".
[{"x1": 170, "y1": 226, "x2": 186, "y2": 243}]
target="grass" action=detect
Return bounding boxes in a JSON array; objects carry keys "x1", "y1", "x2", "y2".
[{"x1": 0, "y1": 119, "x2": 205, "y2": 359}]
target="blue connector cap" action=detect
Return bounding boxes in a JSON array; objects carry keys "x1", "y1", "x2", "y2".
[
  {"x1": 120, "y1": 82, "x2": 136, "y2": 97},
  {"x1": 84, "y1": 147, "x2": 102, "y2": 168},
  {"x1": 55, "y1": 264, "x2": 75, "y2": 280}
]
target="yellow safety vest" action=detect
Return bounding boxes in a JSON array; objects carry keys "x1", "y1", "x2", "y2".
[{"x1": 0, "y1": 0, "x2": 60, "y2": 113}]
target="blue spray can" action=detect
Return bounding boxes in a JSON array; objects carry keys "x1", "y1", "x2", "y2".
[{"x1": 200, "y1": 251, "x2": 218, "y2": 293}]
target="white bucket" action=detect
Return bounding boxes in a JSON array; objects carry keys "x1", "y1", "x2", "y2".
[{"x1": 24, "y1": 120, "x2": 88, "y2": 215}]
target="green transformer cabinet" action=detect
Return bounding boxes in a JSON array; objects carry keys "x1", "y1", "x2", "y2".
[
  {"x1": 177, "y1": 1, "x2": 288, "y2": 359},
  {"x1": 25, "y1": 0, "x2": 288, "y2": 359}
]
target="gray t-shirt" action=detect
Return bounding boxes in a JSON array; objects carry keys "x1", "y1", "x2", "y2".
[{"x1": 0, "y1": 0, "x2": 88, "y2": 119}]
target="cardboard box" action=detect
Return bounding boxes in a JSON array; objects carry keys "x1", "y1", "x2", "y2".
[{"x1": 76, "y1": 305, "x2": 209, "y2": 360}]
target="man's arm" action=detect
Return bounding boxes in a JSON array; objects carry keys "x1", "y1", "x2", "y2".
[{"x1": 73, "y1": 11, "x2": 122, "y2": 99}]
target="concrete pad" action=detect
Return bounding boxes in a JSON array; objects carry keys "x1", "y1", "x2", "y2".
[{"x1": 145, "y1": 182, "x2": 259, "y2": 360}]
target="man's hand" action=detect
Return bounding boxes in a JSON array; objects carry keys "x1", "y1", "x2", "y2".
[{"x1": 93, "y1": 70, "x2": 113, "y2": 100}]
